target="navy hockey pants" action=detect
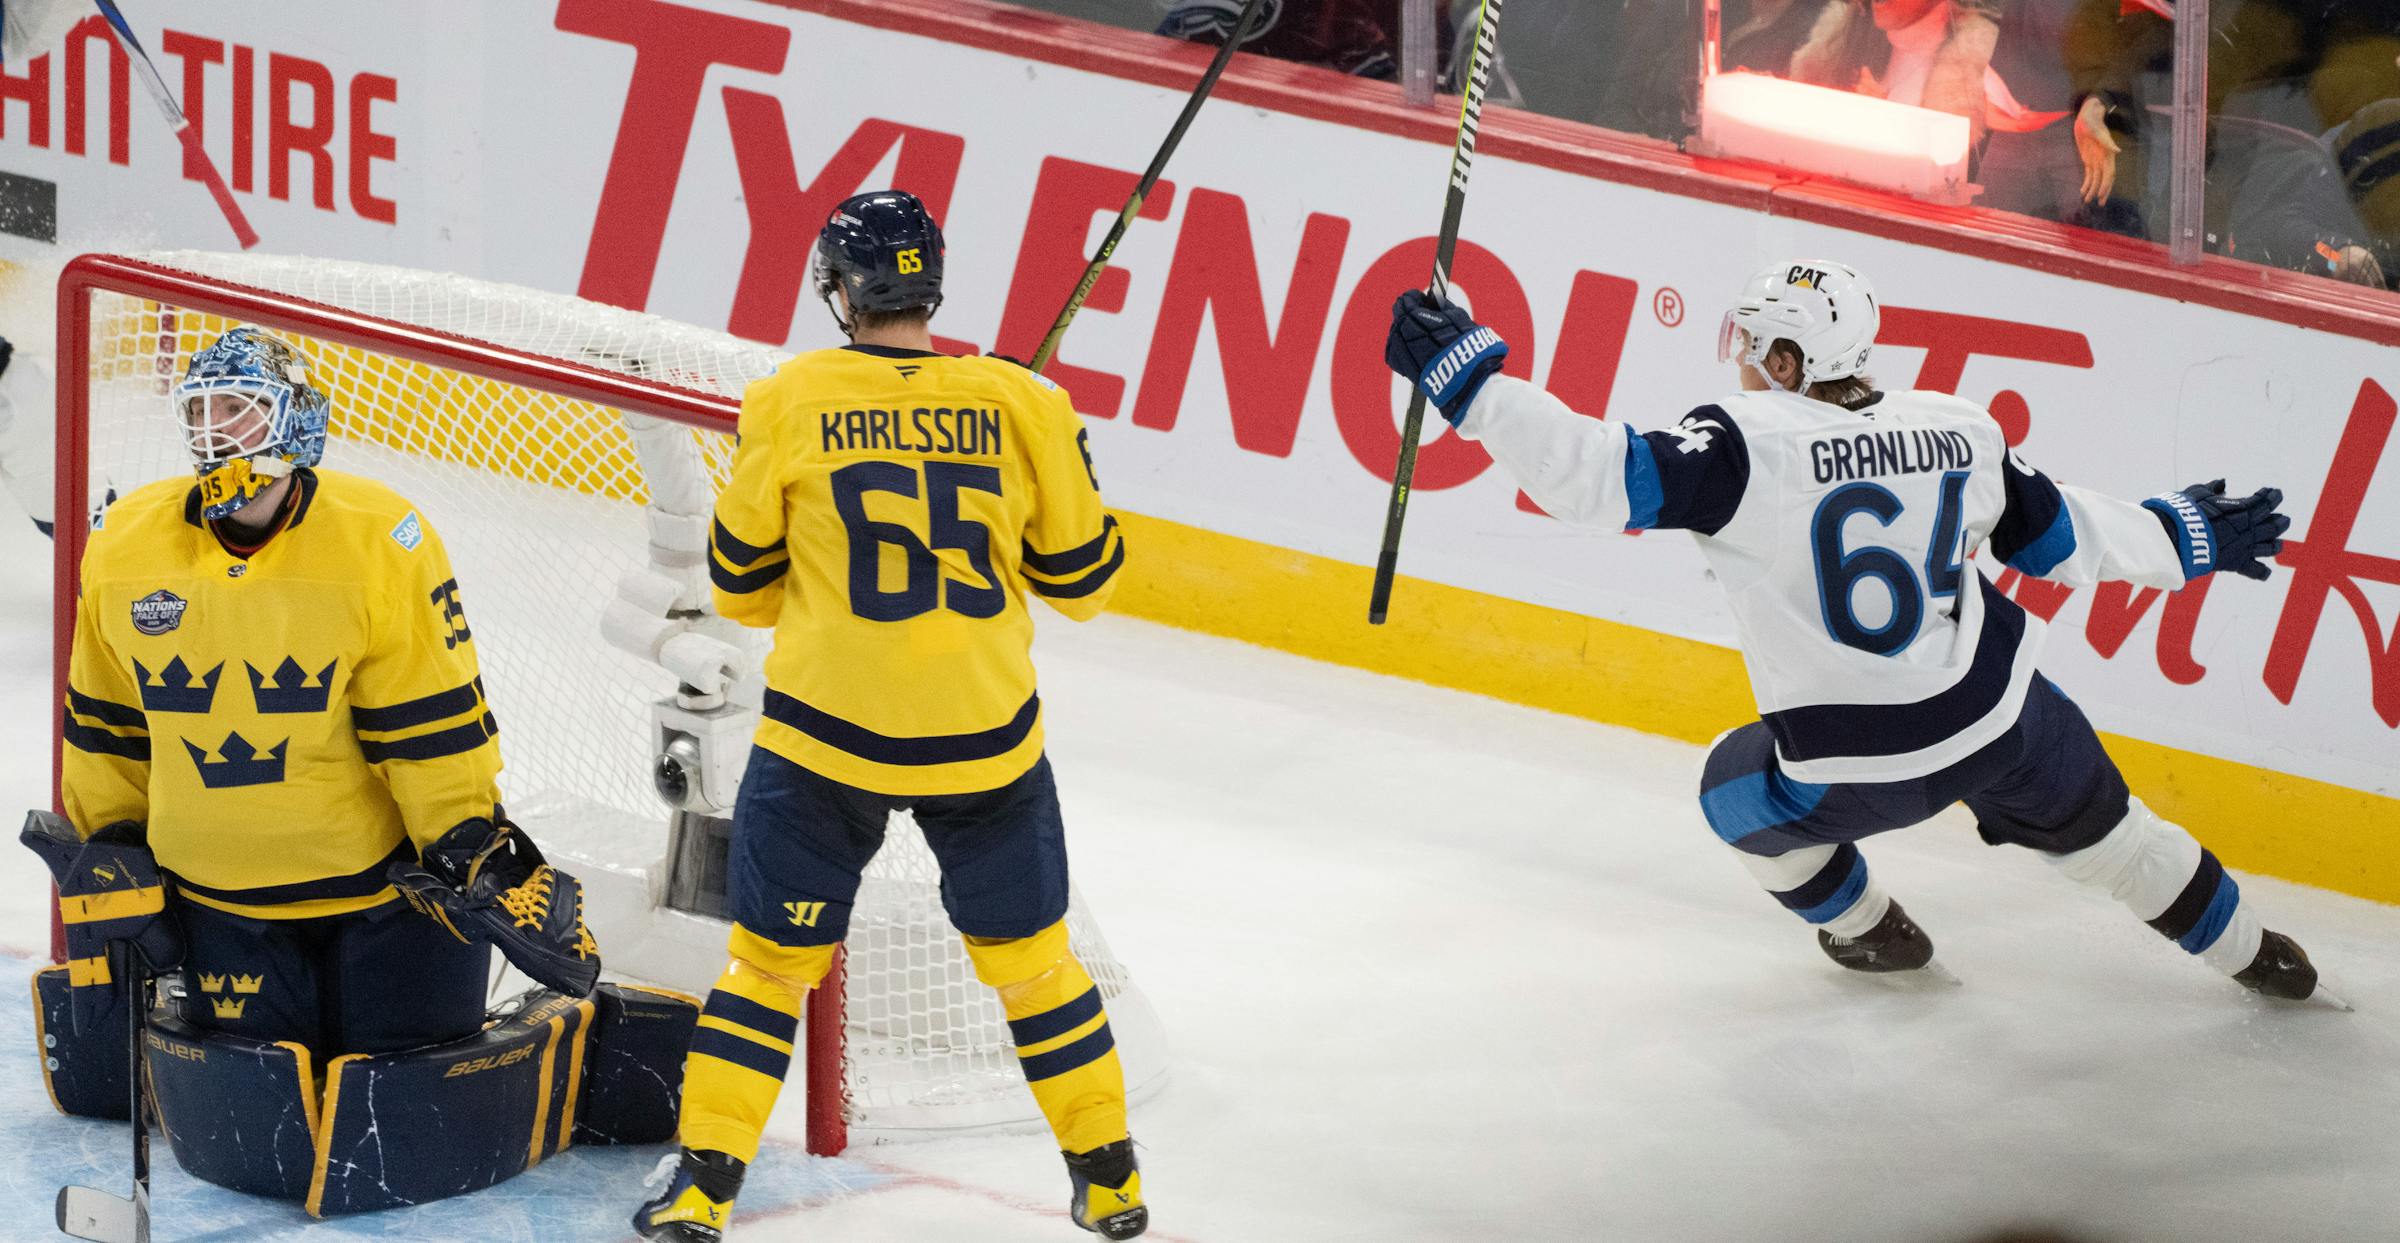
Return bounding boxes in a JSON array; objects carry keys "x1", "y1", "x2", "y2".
[{"x1": 1699, "y1": 675, "x2": 2128, "y2": 860}]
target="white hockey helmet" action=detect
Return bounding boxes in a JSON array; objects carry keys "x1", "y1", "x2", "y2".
[{"x1": 1716, "y1": 259, "x2": 1878, "y2": 388}]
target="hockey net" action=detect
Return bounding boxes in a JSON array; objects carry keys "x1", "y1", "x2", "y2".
[{"x1": 52, "y1": 251, "x2": 1166, "y2": 1154}]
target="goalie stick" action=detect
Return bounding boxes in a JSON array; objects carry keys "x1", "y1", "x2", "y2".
[
  {"x1": 54, "y1": 942, "x2": 151, "y2": 1243},
  {"x1": 1367, "y1": 0, "x2": 1505, "y2": 624},
  {"x1": 1027, "y1": 0, "x2": 1267, "y2": 372},
  {"x1": 90, "y1": 0, "x2": 260, "y2": 250}
]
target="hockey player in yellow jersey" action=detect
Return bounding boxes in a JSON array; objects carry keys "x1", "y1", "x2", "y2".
[
  {"x1": 635, "y1": 191, "x2": 1143, "y2": 1242},
  {"x1": 51, "y1": 326, "x2": 597, "y2": 1064}
]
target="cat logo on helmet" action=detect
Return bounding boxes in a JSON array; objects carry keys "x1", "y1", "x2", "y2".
[{"x1": 1787, "y1": 266, "x2": 1828, "y2": 290}]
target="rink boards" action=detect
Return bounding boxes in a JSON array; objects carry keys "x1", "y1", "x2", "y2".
[{"x1": 0, "y1": 0, "x2": 2392, "y2": 902}]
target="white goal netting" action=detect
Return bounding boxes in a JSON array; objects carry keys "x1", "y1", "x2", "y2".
[{"x1": 66, "y1": 250, "x2": 1166, "y2": 1143}]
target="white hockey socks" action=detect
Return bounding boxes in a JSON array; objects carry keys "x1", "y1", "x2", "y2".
[
  {"x1": 1739, "y1": 842, "x2": 1892, "y2": 939},
  {"x1": 2046, "y1": 798, "x2": 2263, "y2": 976}
]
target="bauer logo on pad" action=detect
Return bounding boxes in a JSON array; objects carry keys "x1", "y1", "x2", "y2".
[
  {"x1": 130, "y1": 589, "x2": 187, "y2": 635},
  {"x1": 390, "y1": 510, "x2": 424, "y2": 551}
]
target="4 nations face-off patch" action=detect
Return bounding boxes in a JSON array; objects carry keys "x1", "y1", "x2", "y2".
[{"x1": 130, "y1": 589, "x2": 189, "y2": 635}]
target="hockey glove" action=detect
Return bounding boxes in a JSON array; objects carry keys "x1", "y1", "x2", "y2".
[
  {"x1": 390, "y1": 817, "x2": 601, "y2": 997},
  {"x1": 2142, "y1": 479, "x2": 2289, "y2": 582},
  {"x1": 1386, "y1": 290, "x2": 1509, "y2": 427},
  {"x1": 20, "y1": 810, "x2": 181, "y2": 1035}
]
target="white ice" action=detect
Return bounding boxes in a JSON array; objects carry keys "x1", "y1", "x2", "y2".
[{"x1": 3, "y1": 506, "x2": 2398, "y2": 1243}]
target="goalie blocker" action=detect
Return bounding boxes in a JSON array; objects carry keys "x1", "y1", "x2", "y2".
[{"x1": 35, "y1": 974, "x2": 699, "y2": 1215}]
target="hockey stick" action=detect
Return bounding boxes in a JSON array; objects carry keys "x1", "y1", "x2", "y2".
[
  {"x1": 1367, "y1": 0, "x2": 1504, "y2": 625},
  {"x1": 55, "y1": 942, "x2": 151, "y2": 1243},
  {"x1": 90, "y1": 0, "x2": 260, "y2": 250},
  {"x1": 1027, "y1": 0, "x2": 1267, "y2": 372}
]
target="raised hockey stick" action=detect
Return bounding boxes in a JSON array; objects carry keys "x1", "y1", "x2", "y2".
[
  {"x1": 55, "y1": 942, "x2": 151, "y2": 1243},
  {"x1": 1027, "y1": 0, "x2": 1267, "y2": 372},
  {"x1": 1367, "y1": 0, "x2": 1504, "y2": 625},
  {"x1": 90, "y1": 0, "x2": 260, "y2": 250}
]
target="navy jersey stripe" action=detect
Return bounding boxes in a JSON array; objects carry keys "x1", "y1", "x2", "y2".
[
  {"x1": 712, "y1": 518, "x2": 782, "y2": 567},
  {"x1": 1026, "y1": 537, "x2": 1124, "y2": 600},
  {"x1": 1989, "y1": 454, "x2": 2078, "y2": 574},
  {"x1": 762, "y1": 688, "x2": 1040, "y2": 767},
  {"x1": 174, "y1": 840, "x2": 410, "y2": 907},
  {"x1": 351, "y1": 678, "x2": 481, "y2": 733},
  {"x1": 1023, "y1": 515, "x2": 1120, "y2": 576},
  {"x1": 62, "y1": 713, "x2": 151, "y2": 761},
  {"x1": 67, "y1": 688, "x2": 147, "y2": 729},
  {"x1": 357, "y1": 713, "x2": 498, "y2": 763},
  {"x1": 1763, "y1": 576, "x2": 2027, "y2": 764},
  {"x1": 1774, "y1": 842, "x2": 1864, "y2": 912},
  {"x1": 1637, "y1": 404, "x2": 1749, "y2": 536},
  {"x1": 710, "y1": 556, "x2": 790, "y2": 595}
]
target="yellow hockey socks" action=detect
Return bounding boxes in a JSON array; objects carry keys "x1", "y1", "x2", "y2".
[
  {"x1": 964, "y1": 920, "x2": 1129, "y2": 1156},
  {"x1": 677, "y1": 926, "x2": 833, "y2": 1164}
]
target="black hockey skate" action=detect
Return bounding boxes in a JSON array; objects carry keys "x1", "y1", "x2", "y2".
[
  {"x1": 1817, "y1": 900, "x2": 1953, "y2": 981},
  {"x1": 1065, "y1": 1138, "x2": 1148, "y2": 1239},
  {"x1": 633, "y1": 1148, "x2": 745, "y2": 1242},
  {"x1": 2234, "y1": 930, "x2": 2350, "y2": 1009}
]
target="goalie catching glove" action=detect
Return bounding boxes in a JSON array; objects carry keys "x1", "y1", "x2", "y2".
[
  {"x1": 390, "y1": 817, "x2": 601, "y2": 997},
  {"x1": 20, "y1": 810, "x2": 182, "y2": 1034}
]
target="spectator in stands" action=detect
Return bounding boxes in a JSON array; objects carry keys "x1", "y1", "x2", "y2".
[
  {"x1": 1784, "y1": 0, "x2": 2016, "y2": 147},
  {"x1": 1156, "y1": 0, "x2": 1450, "y2": 83},
  {"x1": 2331, "y1": 98, "x2": 2400, "y2": 284},
  {"x1": 2061, "y1": 0, "x2": 2394, "y2": 287}
]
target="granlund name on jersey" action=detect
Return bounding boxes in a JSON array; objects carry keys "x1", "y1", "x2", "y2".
[{"x1": 1456, "y1": 377, "x2": 2193, "y2": 784}]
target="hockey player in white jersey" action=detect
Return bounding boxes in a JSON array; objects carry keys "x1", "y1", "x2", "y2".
[{"x1": 1382, "y1": 260, "x2": 2338, "y2": 1004}]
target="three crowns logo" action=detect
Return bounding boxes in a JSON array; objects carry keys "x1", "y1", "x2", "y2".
[
  {"x1": 246, "y1": 657, "x2": 337, "y2": 714},
  {"x1": 134, "y1": 656, "x2": 223, "y2": 714},
  {"x1": 185, "y1": 732, "x2": 289, "y2": 789},
  {"x1": 198, "y1": 971, "x2": 262, "y2": 1016}
]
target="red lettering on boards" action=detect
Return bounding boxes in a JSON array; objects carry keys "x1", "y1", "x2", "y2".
[
  {"x1": 2265, "y1": 377, "x2": 2400, "y2": 727},
  {"x1": 995, "y1": 157, "x2": 1175, "y2": 419},
  {"x1": 1132, "y1": 188, "x2": 1350, "y2": 457},
  {"x1": 556, "y1": 0, "x2": 790, "y2": 309}
]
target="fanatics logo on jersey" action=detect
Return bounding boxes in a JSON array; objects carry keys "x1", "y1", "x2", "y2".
[
  {"x1": 894, "y1": 364, "x2": 921, "y2": 380},
  {"x1": 390, "y1": 510, "x2": 424, "y2": 551},
  {"x1": 129, "y1": 589, "x2": 188, "y2": 635}
]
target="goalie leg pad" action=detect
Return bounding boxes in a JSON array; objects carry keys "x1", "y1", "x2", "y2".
[
  {"x1": 143, "y1": 1012, "x2": 321, "y2": 1200},
  {"x1": 307, "y1": 988, "x2": 596, "y2": 1216},
  {"x1": 573, "y1": 983, "x2": 701, "y2": 1146},
  {"x1": 32, "y1": 962, "x2": 129, "y2": 1119}
]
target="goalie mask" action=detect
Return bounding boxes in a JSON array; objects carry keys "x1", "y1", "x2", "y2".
[
  {"x1": 171, "y1": 327, "x2": 331, "y2": 520},
  {"x1": 1717, "y1": 259, "x2": 1879, "y2": 390}
]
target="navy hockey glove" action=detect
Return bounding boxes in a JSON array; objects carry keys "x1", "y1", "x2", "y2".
[
  {"x1": 2142, "y1": 479, "x2": 2289, "y2": 582},
  {"x1": 20, "y1": 811, "x2": 182, "y2": 1034},
  {"x1": 391, "y1": 816, "x2": 601, "y2": 997},
  {"x1": 1386, "y1": 290, "x2": 1508, "y2": 426}
]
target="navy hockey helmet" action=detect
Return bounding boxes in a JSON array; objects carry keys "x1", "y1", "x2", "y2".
[{"x1": 814, "y1": 190, "x2": 945, "y2": 334}]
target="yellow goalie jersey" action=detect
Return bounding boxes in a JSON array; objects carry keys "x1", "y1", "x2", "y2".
[
  {"x1": 61, "y1": 469, "x2": 503, "y2": 920},
  {"x1": 711, "y1": 345, "x2": 1125, "y2": 796}
]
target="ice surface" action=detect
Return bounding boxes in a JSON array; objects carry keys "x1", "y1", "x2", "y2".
[{"x1": 4, "y1": 509, "x2": 2398, "y2": 1241}]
